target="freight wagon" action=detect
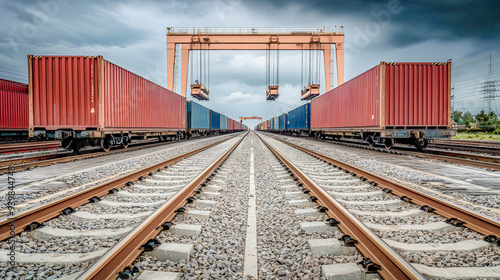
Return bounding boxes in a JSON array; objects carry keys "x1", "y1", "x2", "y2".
[
  {"x1": 278, "y1": 113, "x2": 287, "y2": 131},
  {"x1": 286, "y1": 103, "x2": 311, "y2": 134},
  {"x1": 261, "y1": 62, "x2": 455, "y2": 150},
  {"x1": 311, "y1": 62, "x2": 454, "y2": 149},
  {"x1": 0, "y1": 79, "x2": 29, "y2": 138},
  {"x1": 227, "y1": 117, "x2": 244, "y2": 131},
  {"x1": 220, "y1": 114, "x2": 227, "y2": 130},
  {"x1": 28, "y1": 55, "x2": 186, "y2": 153},
  {"x1": 210, "y1": 111, "x2": 221, "y2": 131},
  {"x1": 187, "y1": 101, "x2": 244, "y2": 137},
  {"x1": 186, "y1": 101, "x2": 211, "y2": 137}
]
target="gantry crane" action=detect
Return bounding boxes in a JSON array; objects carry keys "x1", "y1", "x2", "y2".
[
  {"x1": 166, "y1": 27, "x2": 344, "y2": 101},
  {"x1": 239, "y1": 116, "x2": 263, "y2": 124}
]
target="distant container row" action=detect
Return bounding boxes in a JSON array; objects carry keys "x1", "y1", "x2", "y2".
[
  {"x1": 0, "y1": 55, "x2": 247, "y2": 151},
  {"x1": 0, "y1": 78, "x2": 29, "y2": 137},
  {"x1": 257, "y1": 62, "x2": 455, "y2": 149},
  {"x1": 187, "y1": 101, "x2": 244, "y2": 134}
]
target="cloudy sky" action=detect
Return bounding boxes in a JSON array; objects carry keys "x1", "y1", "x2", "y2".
[{"x1": 1, "y1": 0, "x2": 499, "y2": 128}]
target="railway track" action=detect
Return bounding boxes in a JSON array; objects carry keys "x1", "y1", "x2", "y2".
[
  {"x1": 0, "y1": 133, "x2": 246, "y2": 279},
  {"x1": 258, "y1": 133, "x2": 500, "y2": 279},
  {"x1": 0, "y1": 135, "x2": 224, "y2": 175},
  {"x1": 0, "y1": 141, "x2": 61, "y2": 154},
  {"x1": 429, "y1": 140, "x2": 500, "y2": 157},
  {"x1": 274, "y1": 134, "x2": 500, "y2": 170},
  {"x1": 1, "y1": 131, "x2": 498, "y2": 279},
  {"x1": 432, "y1": 139, "x2": 500, "y2": 147}
]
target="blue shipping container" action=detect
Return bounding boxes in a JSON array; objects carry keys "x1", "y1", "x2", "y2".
[
  {"x1": 287, "y1": 103, "x2": 311, "y2": 130},
  {"x1": 187, "y1": 101, "x2": 210, "y2": 130},
  {"x1": 220, "y1": 114, "x2": 227, "y2": 130},
  {"x1": 278, "y1": 113, "x2": 287, "y2": 130},
  {"x1": 211, "y1": 111, "x2": 221, "y2": 130}
]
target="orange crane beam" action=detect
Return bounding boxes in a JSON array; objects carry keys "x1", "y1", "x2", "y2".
[
  {"x1": 239, "y1": 116, "x2": 263, "y2": 124},
  {"x1": 166, "y1": 27, "x2": 344, "y2": 98}
]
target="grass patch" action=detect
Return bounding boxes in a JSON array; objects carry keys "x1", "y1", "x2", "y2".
[{"x1": 452, "y1": 132, "x2": 500, "y2": 141}]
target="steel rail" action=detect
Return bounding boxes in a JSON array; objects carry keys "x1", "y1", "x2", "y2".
[
  {"x1": 0, "y1": 134, "x2": 228, "y2": 175},
  {"x1": 280, "y1": 134, "x2": 500, "y2": 170},
  {"x1": 406, "y1": 150, "x2": 500, "y2": 169},
  {"x1": 270, "y1": 135, "x2": 500, "y2": 237},
  {"x1": 428, "y1": 143, "x2": 500, "y2": 156},
  {"x1": 0, "y1": 136, "x2": 237, "y2": 241},
  {"x1": 258, "y1": 134, "x2": 425, "y2": 280},
  {"x1": 0, "y1": 142, "x2": 60, "y2": 154},
  {"x1": 77, "y1": 133, "x2": 246, "y2": 280}
]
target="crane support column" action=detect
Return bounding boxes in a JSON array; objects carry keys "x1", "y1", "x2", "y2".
[
  {"x1": 336, "y1": 42, "x2": 344, "y2": 85},
  {"x1": 167, "y1": 42, "x2": 176, "y2": 92},
  {"x1": 181, "y1": 45, "x2": 190, "y2": 98},
  {"x1": 323, "y1": 46, "x2": 332, "y2": 91}
]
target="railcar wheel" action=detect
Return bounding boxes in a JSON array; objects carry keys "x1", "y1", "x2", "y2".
[
  {"x1": 367, "y1": 136, "x2": 375, "y2": 147},
  {"x1": 384, "y1": 138, "x2": 394, "y2": 150},
  {"x1": 121, "y1": 142, "x2": 129, "y2": 149},
  {"x1": 71, "y1": 140, "x2": 85, "y2": 154},
  {"x1": 61, "y1": 137, "x2": 74, "y2": 151},
  {"x1": 421, "y1": 138, "x2": 429, "y2": 148},
  {"x1": 70, "y1": 143, "x2": 81, "y2": 154},
  {"x1": 101, "y1": 136, "x2": 112, "y2": 152}
]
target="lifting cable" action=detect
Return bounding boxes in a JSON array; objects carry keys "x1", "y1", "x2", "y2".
[
  {"x1": 277, "y1": 44, "x2": 280, "y2": 85},
  {"x1": 190, "y1": 49, "x2": 193, "y2": 85},
  {"x1": 306, "y1": 43, "x2": 312, "y2": 84},
  {"x1": 266, "y1": 46, "x2": 269, "y2": 89},
  {"x1": 301, "y1": 46, "x2": 304, "y2": 89},
  {"x1": 208, "y1": 44, "x2": 210, "y2": 90}
]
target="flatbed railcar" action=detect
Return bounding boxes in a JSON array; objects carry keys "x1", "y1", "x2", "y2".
[
  {"x1": 187, "y1": 101, "x2": 211, "y2": 137},
  {"x1": 0, "y1": 78, "x2": 29, "y2": 139},
  {"x1": 310, "y1": 62, "x2": 454, "y2": 149},
  {"x1": 260, "y1": 62, "x2": 455, "y2": 150},
  {"x1": 28, "y1": 55, "x2": 186, "y2": 153}
]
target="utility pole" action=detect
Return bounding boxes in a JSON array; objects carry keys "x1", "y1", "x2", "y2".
[
  {"x1": 451, "y1": 87, "x2": 455, "y2": 120},
  {"x1": 481, "y1": 52, "x2": 499, "y2": 113}
]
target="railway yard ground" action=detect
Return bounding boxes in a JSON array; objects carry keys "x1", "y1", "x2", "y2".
[{"x1": 0, "y1": 131, "x2": 499, "y2": 280}]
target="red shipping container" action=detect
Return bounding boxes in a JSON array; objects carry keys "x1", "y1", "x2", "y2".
[
  {"x1": 0, "y1": 79, "x2": 28, "y2": 131},
  {"x1": 0, "y1": 78, "x2": 28, "y2": 93},
  {"x1": 312, "y1": 62, "x2": 451, "y2": 130},
  {"x1": 29, "y1": 56, "x2": 186, "y2": 136}
]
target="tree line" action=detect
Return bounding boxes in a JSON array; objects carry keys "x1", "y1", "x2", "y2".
[{"x1": 453, "y1": 109, "x2": 499, "y2": 133}]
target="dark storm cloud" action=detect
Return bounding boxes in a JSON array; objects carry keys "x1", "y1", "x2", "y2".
[
  {"x1": 0, "y1": 0, "x2": 148, "y2": 47},
  {"x1": 248, "y1": 0, "x2": 500, "y2": 47}
]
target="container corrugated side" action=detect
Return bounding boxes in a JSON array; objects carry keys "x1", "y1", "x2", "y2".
[
  {"x1": 102, "y1": 60, "x2": 185, "y2": 130},
  {"x1": 220, "y1": 115, "x2": 227, "y2": 130},
  {"x1": 187, "y1": 101, "x2": 192, "y2": 129},
  {"x1": 311, "y1": 66, "x2": 380, "y2": 129},
  {"x1": 287, "y1": 103, "x2": 311, "y2": 130},
  {"x1": 0, "y1": 90, "x2": 28, "y2": 130},
  {"x1": 188, "y1": 101, "x2": 210, "y2": 129},
  {"x1": 278, "y1": 114, "x2": 287, "y2": 130},
  {"x1": 29, "y1": 55, "x2": 186, "y2": 132},
  {"x1": 0, "y1": 78, "x2": 28, "y2": 93},
  {"x1": 211, "y1": 111, "x2": 221, "y2": 129},
  {"x1": 30, "y1": 56, "x2": 100, "y2": 130},
  {"x1": 383, "y1": 62, "x2": 450, "y2": 128}
]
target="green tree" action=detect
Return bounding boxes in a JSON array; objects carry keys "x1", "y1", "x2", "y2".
[
  {"x1": 463, "y1": 111, "x2": 474, "y2": 123},
  {"x1": 475, "y1": 110, "x2": 489, "y2": 123},
  {"x1": 453, "y1": 110, "x2": 463, "y2": 123},
  {"x1": 488, "y1": 111, "x2": 498, "y2": 123}
]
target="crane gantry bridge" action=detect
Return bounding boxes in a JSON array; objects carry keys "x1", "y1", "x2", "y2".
[{"x1": 166, "y1": 27, "x2": 345, "y2": 101}]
